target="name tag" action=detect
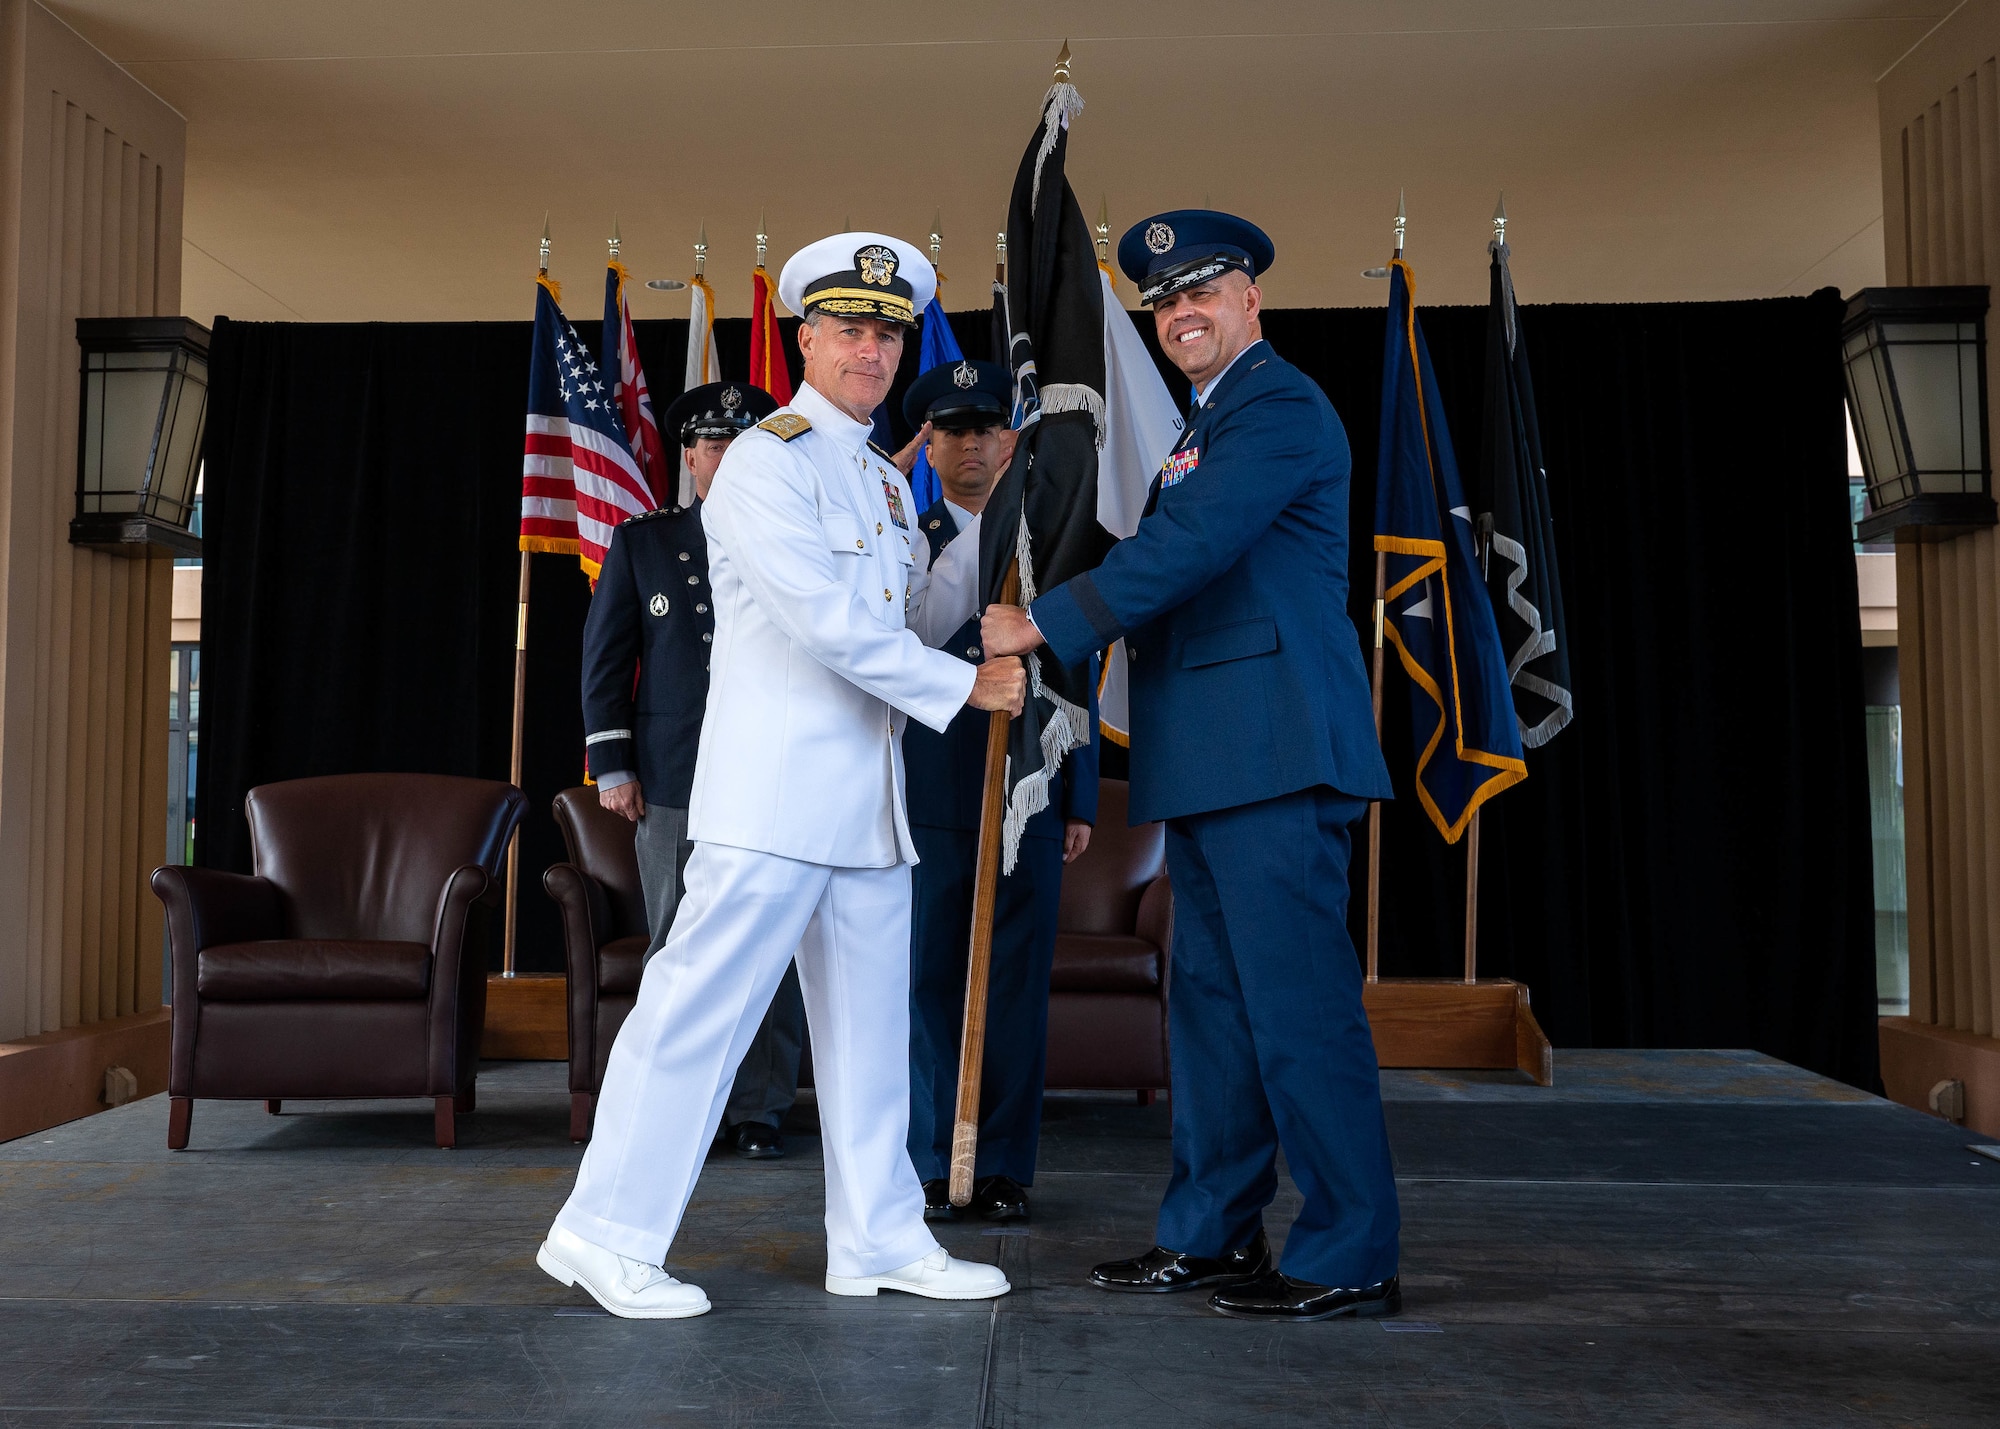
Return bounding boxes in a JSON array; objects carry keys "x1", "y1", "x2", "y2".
[
  {"x1": 1161, "y1": 445, "x2": 1201, "y2": 489},
  {"x1": 881, "y1": 477, "x2": 909, "y2": 529}
]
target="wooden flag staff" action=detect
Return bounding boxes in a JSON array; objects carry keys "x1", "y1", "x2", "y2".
[
  {"x1": 501, "y1": 221, "x2": 554, "y2": 979},
  {"x1": 950, "y1": 560, "x2": 1022, "y2": 1207}
]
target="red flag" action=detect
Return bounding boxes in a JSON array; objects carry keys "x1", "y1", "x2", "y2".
[{"x1": 749, "y1": 265, "x2": 795, "y2": 404}]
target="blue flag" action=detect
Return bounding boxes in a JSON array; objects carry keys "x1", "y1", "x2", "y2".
[
  {"x1": 906, "y1": 295, "x2": 966, "y2": 511},
  {"x1": 1375, "y1": 259, "x2": 1526, "y2": 840}
]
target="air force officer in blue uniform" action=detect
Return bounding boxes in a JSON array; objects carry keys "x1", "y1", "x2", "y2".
[
  {"x1": 981, "y1": 212, "x2": 1402, "y2": 1322},
  {"x1": 898, "y1": 359, "x2": 1098, "y2": 1225}
]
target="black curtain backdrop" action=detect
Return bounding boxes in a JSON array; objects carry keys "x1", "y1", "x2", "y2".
[{"x1": 197, "y1": 289, "x2": 1878, "y2": 1089}]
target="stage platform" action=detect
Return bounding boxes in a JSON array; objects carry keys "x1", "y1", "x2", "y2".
[{"x1": 2, "y1": 1050, "x2": 1995, "y2": 1427}]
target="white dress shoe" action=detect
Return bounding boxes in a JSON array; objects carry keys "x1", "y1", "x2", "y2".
[
  {"x1": 537, "y1": 1225, "x2": 710, "y2": 1319},
  {"x1": 825, "y1": 1246, "x2": 1011, "y2": 1300}
]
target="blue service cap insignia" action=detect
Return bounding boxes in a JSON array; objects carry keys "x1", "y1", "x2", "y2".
[
  {"x1": 1119, "y1": 209, "x2": 1275, "y2": 306},
  {"x1": 662, "y1": 380, "x2": 778, "y2": 446},
  {"x1": 904, "y1": 357, "x2": 1012, "y2": 432}
]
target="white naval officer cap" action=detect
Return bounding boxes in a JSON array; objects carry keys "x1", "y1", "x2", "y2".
[{"x1": 777, "y1": 231, "x2": 935, "y2": 326}]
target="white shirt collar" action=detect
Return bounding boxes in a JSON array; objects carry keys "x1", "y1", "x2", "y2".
[
  {"x1": 791, "y1": 380, "x2": 874, "y2": 450},
  {"x1": 943, "y1": 498, "x2": 980, "y2": 530},
  {"x1": 1192, "y1": 339, "x2": 1263, "y2": 408}
]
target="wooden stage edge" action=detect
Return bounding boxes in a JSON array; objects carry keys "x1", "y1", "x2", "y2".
[{"x1": 483, "y1": 973, "x2": 1554, "y2": 1086}]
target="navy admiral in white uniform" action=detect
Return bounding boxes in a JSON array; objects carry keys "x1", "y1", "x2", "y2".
[
  {"x1": 541, "y1": 233, "x2": 1027, "y2": 1318},
  {"x1": 982, "y1": 211, "x2": 1403, "y2": 1322},
  {"x1": 898, "y1": 359, "x2": 1098, "y2": 1225},
  {"x1": 581, "y1": 379, "x2": 809, "y2": 1161}
]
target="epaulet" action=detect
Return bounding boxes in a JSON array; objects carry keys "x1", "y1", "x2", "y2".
[
  {"x1": 757, "y1": 413, "x2": 812, "y2": 442},
  {"x1": 868, "y1": 439, "x2": 897, "y2": 464},
  {"x1": 620, "y1": 506, "x2": 681, "y2": 527}
]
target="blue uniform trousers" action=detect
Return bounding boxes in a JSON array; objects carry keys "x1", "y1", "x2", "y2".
[
  {"x1": 1157, "y1": 786, "x2": 1401, "y2": 1287},
  {"x1": 906, "y1": 824, "x2": 1062, "y2": 1185}
]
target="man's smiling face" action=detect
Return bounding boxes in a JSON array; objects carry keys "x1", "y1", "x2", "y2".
[{"x1": 1151, "y1": 269, "x2": 1261, "y2": 390}]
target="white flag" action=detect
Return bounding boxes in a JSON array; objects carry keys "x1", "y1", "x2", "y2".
[
  {"x1": 1095, "y1": 266, "x2": 1184, "y2": 746},
  {"x1": 677, "y1": 275, "x2": 722, "y2": 506}
]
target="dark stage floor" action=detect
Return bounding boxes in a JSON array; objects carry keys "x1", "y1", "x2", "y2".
[{"x1": 2, "y1": 1049, "x2": 1996, "y2": 1427}]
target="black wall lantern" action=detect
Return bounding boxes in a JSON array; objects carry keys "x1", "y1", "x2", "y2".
[
  {"x1": 69, "y1": 316, "x2": 210, "y2": 558},
  {"x1": 1843, "y1": 286, "x2": 1995, "y2": 543}
]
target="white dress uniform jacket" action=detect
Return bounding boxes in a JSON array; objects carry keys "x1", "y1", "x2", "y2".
[{"x1": 692, "y1": 381, "x2": 975, "y2": 867}]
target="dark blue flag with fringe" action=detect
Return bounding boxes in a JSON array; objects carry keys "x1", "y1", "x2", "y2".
[{"x1": 1375, "y1": 258, "x2": 1526, "y2": 840}]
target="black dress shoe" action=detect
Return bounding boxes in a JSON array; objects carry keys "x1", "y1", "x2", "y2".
[
  {"x1": 1207, "y1": 1271, "x2": 1401, "y2": 1322},
  {"x1": 970, "y1": 1175, "x2": 1029, "y2": 1222},
  {"x1": 1088, "y1": 1229, "x2": 1273, "y2": 1293},
  {"x1": 921, "y1": 1179, "x2": 958, "y2": 1221},
  {"x1": 724, "y1": 1121, "x2": 783, "y2": 1159}
]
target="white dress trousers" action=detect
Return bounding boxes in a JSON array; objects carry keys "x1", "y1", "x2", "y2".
[{"x1": 554, "y1": 379, "x2": 976, "y2": 1277}]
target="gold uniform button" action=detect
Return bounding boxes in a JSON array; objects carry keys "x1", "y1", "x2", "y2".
[
  {"x1": 883, "y1": 588, "x2": 892, "y2": 601},
  {"x1": 928, "y1": 518, "x2": 941, "y2": 530},
  {"x1": 856, "y1": 539, "x2": 865, "y2": 550},
  {"x1": 877, "y1": 522, "x2": 884, "y2": 534}
]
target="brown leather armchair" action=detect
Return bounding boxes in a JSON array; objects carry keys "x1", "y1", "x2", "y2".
[
  {"x1": 544, "y1": 787, "x2": 651, "y2": 1142},
  {"x1": 1046, "y1": 779, "x2": 1172, "y2": 1098},
  {"x1": 151, "y1": 773, "x2": 526, "y2": 1150}
]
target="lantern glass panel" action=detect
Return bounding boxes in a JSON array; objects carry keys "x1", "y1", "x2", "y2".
[
  {"x1": 81, "y1": 350, "x2": 172, "y2": 515},
  {"x1": 1844, "y1": 330, "x2": 1908, "y2": 506},
  {"x1": 148, "y1": 352, "x2": 207, "y2": 525},
  {"x1": 1881, "y1": 321, "x2": 1983, "y2": 494}
]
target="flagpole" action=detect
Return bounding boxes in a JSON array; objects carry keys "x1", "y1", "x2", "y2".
[
  {"x1": 503, "y1": 221, "x2": 552, "y2": 979},
  {"x1": 1366, "y1": 196, "x2": 1406, "y2": 985},
  {"x1": 1367, "y1": 551, "x2": 1385, "y2": 983}
]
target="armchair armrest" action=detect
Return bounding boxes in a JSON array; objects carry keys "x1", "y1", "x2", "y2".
[
  {"x1": 426, "y1": 864, "x2": 492, "y2": 1095},
  {"x1": 151, "y1": 866, "x2": 283, "y2": 1093},
  {"x1": 1135, "y1": 873, "x2": 1174, "y2": 962},
  {"x1": 545, "y1": 862, "x2": 607, "y2": 1095}
]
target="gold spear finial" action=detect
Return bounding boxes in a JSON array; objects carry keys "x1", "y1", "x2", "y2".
[
  {"x1": 1054, "y1": 39, "x2": 1072, "y2": 82},
  {"x1": 1393, "y1": 189, "x2": 1407, "y2": 259},
  {"x1": 1095, "y1": 195, "x2": 1110, "y2": 264},
  {"x1": 608, "y1": 215, "x2": 620, "y2": 261},
  {"x1": 756, "y1": 212, "x2": 768, "y2": 269},
  {"x1": 694, "y1": 223, "x2": 707, "y2": 278},
  {"x1": 539, "y1": 213, "x2": 551, "y2": 274},
  {"x1": 930, "y1": 210, "x2": 942, "y2": 264}
]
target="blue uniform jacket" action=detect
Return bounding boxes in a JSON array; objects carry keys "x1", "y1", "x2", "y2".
[
  {"x1": 1030, "y1": 340, "x2": 1391, "y2": 825},
  {"x1": 905, "y1": 499, "x2": 1099, "y2": 838},
  {"x1": 580, "y1": 503, "x2": 713, "y2": 808}
]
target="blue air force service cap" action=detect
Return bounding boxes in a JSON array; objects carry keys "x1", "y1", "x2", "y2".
[
  {"x1": 903, "y1": 358, "x2": 1011, "y2": 432},
  {"x1": 1117, "y1": 209, "x2": 1275, "y2": 306},
  {"x1": 778, "y1": 232, "x2": 935, "y2": 327},
  {"x1": 661, "y1": 381, "x2": 778, "y2": 446}
]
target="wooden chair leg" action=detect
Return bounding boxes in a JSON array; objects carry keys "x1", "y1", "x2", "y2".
[
  {"x1": 264, "y1": 1099, "x2": 283, "y2": 1115},
  {"x1": 434, "y1": 1096, "x2": 456, "y2": 1149},
  {"x1": 570, "y1": 1092, "x2": 593, "y2": 1143},
  {"x1": 167, "y1": 1097, "x2": 192, "y2": 1150}
]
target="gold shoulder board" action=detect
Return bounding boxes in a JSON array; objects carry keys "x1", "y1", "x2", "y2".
[{"x1": 758, "y1": 413, "x2": 812, "y2": 442}]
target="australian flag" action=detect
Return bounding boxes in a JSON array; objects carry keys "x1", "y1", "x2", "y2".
[
  {"x1": 907, "y1": 294, "x2": 966, "y2": 512},
  {"x1": 1477, "y1": 238, "x2": 1573, "y2": 747},
  {"x1": 1375, "y1": 259, "x2": 1526, "y2": 841}
]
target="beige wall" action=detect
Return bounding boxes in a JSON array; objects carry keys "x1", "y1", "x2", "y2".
[
  {"x1": 1880, "y1": 0, "x2": 2000, "y2": 1039},
  {"x1": 0, "y1": 0, "x2": 183, "y2": 1041}
]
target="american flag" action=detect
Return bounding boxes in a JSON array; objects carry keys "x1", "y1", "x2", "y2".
[
  {"x1": 520, "y1": 275, "x2": 579, "y2": 557},
  {"x1": 519, "y1": 274, "x2": 653, "y2": 578},
  {"x1": 605, "y1": 260, "x2": 671, "y2": 508}
]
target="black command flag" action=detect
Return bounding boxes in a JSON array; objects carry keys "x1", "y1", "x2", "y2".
[
  {"x1": 978, "y1": 73, "x2": 1113, "y2": 867},
  {"x1": 1477, "y1": 232, "x2": 1574, "y2": 748}
]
